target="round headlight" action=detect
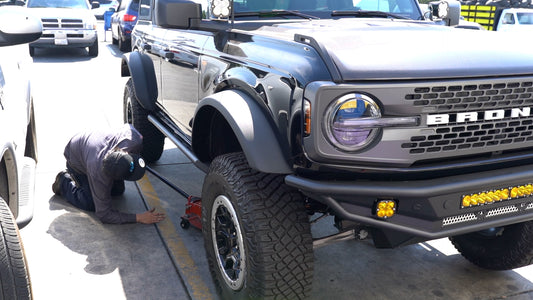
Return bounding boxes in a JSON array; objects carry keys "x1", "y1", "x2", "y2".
[{"x1": 324, "y1": 93, "x2": 381, "y2": 152}]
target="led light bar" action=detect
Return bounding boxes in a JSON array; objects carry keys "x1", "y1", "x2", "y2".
[{"x1": 461, "y1": 184, "x2": 533, "y2": 208}]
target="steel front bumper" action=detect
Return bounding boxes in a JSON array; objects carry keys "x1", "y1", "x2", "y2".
[{"x1": 285, "y1": 164, "x2": 533, "y2": 239}]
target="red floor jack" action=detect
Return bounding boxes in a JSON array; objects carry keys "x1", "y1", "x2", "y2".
[{"x1": 145, "y1": 166, "x2": 202, "y2": 230}]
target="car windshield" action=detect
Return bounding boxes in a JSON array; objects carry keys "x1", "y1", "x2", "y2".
[
  {"x1": 233, "y1": 0, "x2": 422, "y2": 20},
  {"x1": 26, "y1": 0, "x2": 89, "y2": 9}
]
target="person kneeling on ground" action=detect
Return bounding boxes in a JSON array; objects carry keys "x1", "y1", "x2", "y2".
[{"x1": 52, "y1": 124, "x2": 166, "y2": 224}]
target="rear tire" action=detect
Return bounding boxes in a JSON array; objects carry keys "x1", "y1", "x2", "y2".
[
  {"x1": 450, "y1": 221, "x2": 533, "y2": 270},
  {"x1": 123, "y1": 78, "x2": 165, "y2": 163},
  {"x1": 0, "y1": 197, "x2": 32, "y2": 300},
  {"x1": 28, "y1": 46, "x2": 34, "y2": 57},
  {"x1": 201, "y1": 152, "x2": 313, "y2": 299},
  {"x1": 118, "y1": 31, "x2": 129, "y2": 52}
]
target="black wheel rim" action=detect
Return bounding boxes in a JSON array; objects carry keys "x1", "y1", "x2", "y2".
[{"x1": 210, "y1": 195, "x2": 245, "y2": 291}]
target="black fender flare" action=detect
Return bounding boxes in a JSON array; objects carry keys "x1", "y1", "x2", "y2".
[
  {"x1": 121, "y1": 51, "x2": 158, "y2": 111},
  {"x1": 194, "y1": 90, "x2": 292, "y2": 174}
]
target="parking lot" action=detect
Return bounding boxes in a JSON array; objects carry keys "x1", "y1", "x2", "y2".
[{"x1": 15, "y1": 24, "x2": 533, "y2": 300}]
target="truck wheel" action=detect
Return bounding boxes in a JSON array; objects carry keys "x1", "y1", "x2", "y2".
[
  {"x1": 450, "y1": 221, "x2": 533, "y2": 270},
  {"x1": 88, "y1": 41, "x2": 98, "y2": 57},
  {"x1": 124, "y1": 78, "x2": 164, "y2": 163},
  {"x1": 0, "y1": 197, "x2": 32, "y2": 300},
  {"x1": 201, "y1": 152, "x2": 313, "y2": 299},
  {"x1": 28, "y1": 46, "x2": 34, "y2": 57}
]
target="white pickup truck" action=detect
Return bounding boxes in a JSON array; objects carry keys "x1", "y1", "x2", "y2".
[
  {"x1": 26, "y1": 0, "x2": 100, "y2": 57},
  {"x1": 496, "y1": 8, "x2": 533, "y2": 32},
  {"x1": 461, "y1": 5, "x2": 533, "y2": 31}
]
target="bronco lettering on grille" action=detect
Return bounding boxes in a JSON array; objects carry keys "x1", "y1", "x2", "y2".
[{"x1": 427, "y1": 107, "x2": 531, "y2": 125}]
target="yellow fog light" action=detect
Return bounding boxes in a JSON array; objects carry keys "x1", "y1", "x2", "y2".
[{"x1": 375, "y1": 200, "x2": 396, "y2": 219}]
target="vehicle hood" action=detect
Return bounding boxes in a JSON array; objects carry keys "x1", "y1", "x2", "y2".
[
  {"x1": 27, "y1": 7, "x2": 95, "y2": 21},
  {"x1": 260, "y1": 19, "x2": 533, "y2": 80}
]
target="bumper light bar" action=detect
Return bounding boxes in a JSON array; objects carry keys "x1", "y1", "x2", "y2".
[{"x1": 461, "y1": 184, "x2": 533, "y2": 208}]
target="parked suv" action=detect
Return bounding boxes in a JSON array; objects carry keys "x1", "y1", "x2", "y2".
[
  {"x1": 111, "y1": 0, "x2": 139, "y2": 52},
  {"x1": 26, "y1": 0, "x2": 99, "y2": 56},
  {"x1": 121, "y1": 0, "x2": 533, "y2": 298},
  {"x1": 0, "y1": 5, "x2": 41, "y2": 299}
]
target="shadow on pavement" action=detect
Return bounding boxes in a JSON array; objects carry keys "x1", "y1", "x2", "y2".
[{"x1": 46, "y1": 195, "x2": 187, "y2": 299}]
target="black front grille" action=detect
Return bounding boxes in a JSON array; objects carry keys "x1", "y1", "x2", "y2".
[
  {"x1": 405, "y1": 81, "x2": 533, "y2": 112},
  {"x1": 400, "y1": 78, "x2": 533, "y2": 155},
  {"x1": 403, "y1": 118, "x2": 533, "y2": 154}
]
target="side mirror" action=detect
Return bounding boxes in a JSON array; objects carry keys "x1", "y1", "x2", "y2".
[
  {"x1": 0, "y1": 6, "x2": 42, "y2": 47},
  {"x1": 91, "y1": 1, "x2": 100, "y2": 9},
  {"x1": 155, "y1": 0, "x2": 201, "y2": 29},
  {"x1": 429, "y1": 0, "x2": 460, "y2": 26}
]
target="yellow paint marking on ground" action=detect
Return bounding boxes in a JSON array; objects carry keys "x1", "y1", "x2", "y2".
[{"x1": 137, "y1": 175, "x2": 213, "y2": 300}]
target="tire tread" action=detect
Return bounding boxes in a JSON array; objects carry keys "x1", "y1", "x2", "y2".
[{"x1": 202, "y1": 153, "x2": 313, "y2": 299}]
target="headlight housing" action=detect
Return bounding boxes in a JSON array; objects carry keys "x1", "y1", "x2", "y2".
[
  {"x1": 324, "y1": 93, "x2": 382, "y2": 152},
  {"x1": 85, "y1": 18, "x2": 97, "y2": 30}
]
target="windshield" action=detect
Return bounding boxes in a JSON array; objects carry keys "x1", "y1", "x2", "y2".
[
  {"x1": 26, "y1": 0, "x2": 89, "y2": 9},
  {"x1": 232, "y1": 0, "x2": 422, "y2": 20}
]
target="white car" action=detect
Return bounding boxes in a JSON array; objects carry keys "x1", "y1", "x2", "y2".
[
  {"x1": 26, "y1": 0, "x2": 99, "y2": 56},
  {"x1": 0, "y1": 5, "x2": 41, "y2": 299}
]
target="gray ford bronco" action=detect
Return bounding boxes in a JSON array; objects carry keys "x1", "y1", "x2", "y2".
[{"x1": 121, "y1": 0, "x2": 533, "y2": 298}]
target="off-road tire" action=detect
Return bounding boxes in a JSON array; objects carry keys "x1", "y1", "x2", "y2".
[
  {"x1": 123, "y1": 78, "x2": 165, "y2": 163},
  {"x1": 0, "y1": 197, "x2": 32, "y2": 300},
  {"x1": 201, "y1": 152, "x2": 313, "y2": 299},
  {"x1": 450, "y1": 221, "x2": 533, "y2": 270}
]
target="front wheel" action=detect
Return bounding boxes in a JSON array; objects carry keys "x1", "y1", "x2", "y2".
[
  {"x1": 450, "y1": 221, "x2": 533, "y2": 270},
  {"x1": 123, "y1": 78, "x2": 164, "y2": 163},
  {"x1": 201, "y1": 153, "x2": 313, "y2": 299},
  {"x1": 88, "y1": 40, "x2": 98, "y2": 57},
  {"x1": 0, "y1": 197, "x2": 32, "y2": 299}
]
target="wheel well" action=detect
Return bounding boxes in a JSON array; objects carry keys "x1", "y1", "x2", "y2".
[
  {"x1": 193, "y1": 106, "x2": 241, "y2": 163},
  {"x1": 290, "y1": 113, "x2": 303, "y2": 162},
  {"x1": 24, "y1": 103, "x2": 38, "y2": 162},
  {"x1": 0, "y1": 158, "x2": 8, "y2": 202},
  {"x1": 0, "y1": 150, "x2": 17, "y2": 208}
]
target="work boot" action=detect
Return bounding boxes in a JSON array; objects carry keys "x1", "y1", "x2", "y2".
[{"x1": 52, "y1": 170, "x2": 70, "y2": 196}]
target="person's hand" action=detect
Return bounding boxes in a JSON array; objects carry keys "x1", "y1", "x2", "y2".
[{"x1": 136, "y1": 208, "x2": 166, "y2": 224}]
